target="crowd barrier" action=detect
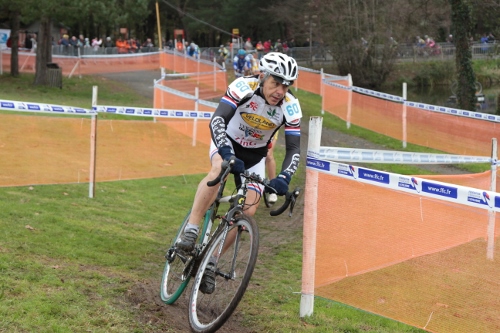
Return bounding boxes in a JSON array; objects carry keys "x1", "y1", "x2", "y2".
[
  {"x1": 297, "y1": 67, "x2": 500, "y2": 158},
  {"x1": 154, "y1": 50, "x2": 227, "y2": 111},
  {"x1": 1, "y1": 49, "x2": 160, "y2": 77},
  {"x1": 301, "y1": 117, "x2": 500, "y2": 333},
  {"x1": 0, "y1": 92, "x2": 214, "y2": 191}
]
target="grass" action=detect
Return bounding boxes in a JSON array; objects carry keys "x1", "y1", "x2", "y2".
[{"x1": 0, "y1": 71, "x2": 479, "y2": 332}]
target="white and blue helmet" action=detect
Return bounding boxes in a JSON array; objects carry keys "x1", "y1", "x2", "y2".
[{"x1": 259, "y1": 52, "x2": 298, "y2": 85}]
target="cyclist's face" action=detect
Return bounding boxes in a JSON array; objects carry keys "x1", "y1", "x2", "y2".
[{"x1": 261, "y1": 76, "x2": 289, "y2": 105}]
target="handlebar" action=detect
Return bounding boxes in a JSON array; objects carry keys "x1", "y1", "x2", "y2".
[
  {"x1": 269, "y1": 187, "x2": 300, "y2": 217},
  {"x1": 207, "y1": 159, "x2": 233, "y2": 187},
  {"x1": 206, "y1": 158, "x2": 300, "y2": 217}
]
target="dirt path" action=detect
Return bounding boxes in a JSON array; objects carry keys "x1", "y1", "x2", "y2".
[{"x1": 101, "y1": 70, "x2": 467, "y2": 332}]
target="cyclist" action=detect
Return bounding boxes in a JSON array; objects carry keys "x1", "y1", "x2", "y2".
[
  {"x1": 177, "y1": 52, "x2": 301, "y2": 293},
  {"x1": 233, "y1": 49, "x2": 252, "y2": 77}
]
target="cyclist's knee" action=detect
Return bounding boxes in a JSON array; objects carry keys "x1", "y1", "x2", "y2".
[
  {"x1": 244, "y1": 191, "x2": 261, "y2": 216},
  {"x1": 207, "y1": 154, "x2": 223, "y2": 178}
]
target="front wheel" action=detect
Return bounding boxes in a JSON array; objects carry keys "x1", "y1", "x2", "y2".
[{"x1": 188, "y1": 214, "x2": 259, "y2": 333}]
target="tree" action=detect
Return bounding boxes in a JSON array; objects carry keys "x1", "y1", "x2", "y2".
[
  {"x1": 0, "y1": 1, "x2": 22, "y2": 77},
  {"x1": 450, "y1": 0, "x2": 476, "y2": 111}
]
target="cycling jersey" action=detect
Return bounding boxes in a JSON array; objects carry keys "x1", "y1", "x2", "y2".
[
  {"x1": 233, "y1": 54, "x2": 252, "y2": 72},
  {"x1": 210, "y1": 75, "x2": 301, "y2": 177}
]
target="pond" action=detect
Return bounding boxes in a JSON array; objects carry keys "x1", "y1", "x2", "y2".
[{"x1": 383, "y1": 84, "x2": 500, "y2": 114}]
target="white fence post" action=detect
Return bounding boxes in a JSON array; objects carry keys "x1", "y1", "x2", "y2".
[
  {"x1": 300, "y1": 116, "x2": 323, "y2": 318},
  {"x1": 346, "y1": 74, "x2": 353, "y2": 129},
  {"x1": 192, "y1": 87, "x2": 198, "y2": 147},
  {"x1": 402, "y1": 82, "x2": 407, "y2": 148},
  {"x1": 89, "y1": 85, "x2": 98, "y2": 198},
  {"x1": 320, "y1": 68, "x2": 324, "y2": 115},
  {"x1": 487, "y1": 138, "x2": 497, "y2": 260}
]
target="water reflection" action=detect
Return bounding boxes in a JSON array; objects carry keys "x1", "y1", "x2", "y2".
[{"x1": 384, "y1": 85, "x2": 499, "y2": 114}]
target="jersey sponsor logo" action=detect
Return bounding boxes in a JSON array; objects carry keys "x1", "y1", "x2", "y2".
[
  {"x1": 267, "y1": 108, "x2": 281, "y2": 121},
  {"x1": 245, "y1": 101, "x2": 259, "y2": 111},
  {"x1": 238, "y1": 123, "x2": 263, "y2": 138},
  {"x1": 248, "y1": 81, "x2": 259, "y2": 90},
  {"x1": 244, "y1": 127, "x2": 264, "y2": 140},
  {"x1": 232, "y1": 136, "x2": 259, "y2": 147},
  {"x1": 240, "y1": 112, "x2": 277, "y2": 130}
]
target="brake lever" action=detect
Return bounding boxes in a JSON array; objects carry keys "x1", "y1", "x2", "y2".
[{"x1": 288, "y1": 187, "x2": 300, "y2": 217}]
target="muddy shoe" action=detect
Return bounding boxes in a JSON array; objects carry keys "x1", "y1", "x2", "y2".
[
  {"x1": 199, "y1": 262, "x2": 216, "y2": 294},
  {"x1": 176, "y1": 230, "x2": 198, "y2": 252}
]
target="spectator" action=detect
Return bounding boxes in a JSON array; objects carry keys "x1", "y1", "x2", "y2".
[
  {"x1": 78, "y1": 34, "x2": 85, "y2": 47},
  {"x1": 218, "y1": 44, "x2": 229, "y2": 63},
  {"x1": 303, "y1": 38, "x2": 310, "y2": 47},
  {"x1": 487, "y1": 32, "x2": 495, "y2": 43},
  {"x1": 104, "y1": 36, "x2": 113, "y2": 54},
  {"x1": 166, "y1": 39, "x2": 173, "y2": 50},
  {"x1": 30, "y1": 34, "x2": 37, "y2": 53},
  {"x1": 255, "y1": 40, "x2": 264, "y2": 58},
  {"x1": 176, "y1": 40, "x2": 184, "y2": 52},
  {"x1": 129, "y1": 38, "x2": 139, "y2": 53},
  {"x1": 287, "y1": 38, "x2": 296, "y2": 56},
  {"x1": 104, "y1": 36, "x2": 113, "y2": 48},
  {"x1": 91, "y1": 37, "x2": 102, "y2": 52},
  {"x1": 446, "y1": 34, "x2": 454, "y2": 44},
  {"x1": 116, "y1": 36, "x2": 130, "y2": 54},
  {"x1": 143, "y1": 38, "x2": 154, "y2": 52},
  {"x1": 69, "y1": 36, "x2": 79, "y2": 56},
  {"x1": 59, "y1": 34, "x2": 69, "y2": 46},
  {"x1": 263, "y1": 39, "x2": 272, "y2": 53},
  {"x1": 480, "y1": 33, "x2": 492, "y2": 53},
  {"x1": 24, "y1": 34, "x2": 33, "y2": 50},
  {"x1": 274, "y1": 39, "x2": 283, "y2": 53},
  {"x1": 244, "y1": 37, "x2": 253, "y2": 51}
]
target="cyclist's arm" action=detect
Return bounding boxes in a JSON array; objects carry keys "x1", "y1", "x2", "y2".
[
  {"x1": 280, "y1": 121, "x2": 301, "y2": 177},
  {"x1": 210, "y1": 103, "x2": 235, "y2": 149}
]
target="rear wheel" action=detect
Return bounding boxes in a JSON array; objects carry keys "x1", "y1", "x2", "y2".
[{"x1": 188, "y1": 214, "x2": 259, "y2": 333}]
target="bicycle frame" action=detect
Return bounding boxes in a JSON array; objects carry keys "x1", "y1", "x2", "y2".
[{"x1": 196, "y1": 166, "x2": 253, "y2": 277}]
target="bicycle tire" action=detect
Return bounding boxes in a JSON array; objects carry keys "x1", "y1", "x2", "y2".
[
  {"x1": 188, "y1": 214, "x2": 259, "y2": 333},
  {"x1": 160, "y1": 210, "x2": 211, "y2": 305}
]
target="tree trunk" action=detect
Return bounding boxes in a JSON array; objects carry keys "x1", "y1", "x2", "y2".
[
  {"x1": 33, "y1": 15, "x2": 52, "y2": 86},
  {"x1": 9, "y1": 10, "x2": 20, "y2": 77},
  {"x1": 450, "y1": 0, "x2": 476, "y2": 111}
]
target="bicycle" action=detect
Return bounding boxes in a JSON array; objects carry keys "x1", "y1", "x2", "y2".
[{"x1": 160, "y1": 158, "x2": 300, "y2": 333}]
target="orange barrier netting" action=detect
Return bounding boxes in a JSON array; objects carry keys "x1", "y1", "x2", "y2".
[
  {"x1": 296, "y1": 68, "x2": 322, "y2": 95},
  {"x1": 2, "y1": 51, "x2": 160, "y2": 76},
  {"x1": 0, "y1": 114, "x2": 210, "y2": 187},
  {"x1": 314, "y1": 173, "x2": 500, "y2": 333},
  {"x1": 322, "y1": 81, "x2": 350, "y2": 117},
  {"x1": 155, "y1": 51, "x2": 227, "y2": 111},
  {"x1": 405, "y1": 104, "x2": 499, "y2": 156},
  {"x1": 321, "y1": 83, "x2": 500, "y2": 157}
]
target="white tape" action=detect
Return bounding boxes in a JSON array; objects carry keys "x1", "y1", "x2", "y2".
[
  {"x1": 93, "y1": 105, "x2": 213, "y2": 119},
  {"x1": 318, "y1": 147, "x2": 492, "y2": 165},
  {"x1": 0, "y1": 99, "x2": 95, "y2": 115}
]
